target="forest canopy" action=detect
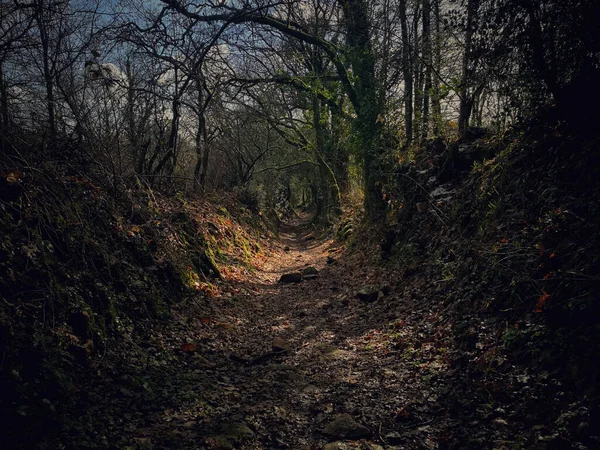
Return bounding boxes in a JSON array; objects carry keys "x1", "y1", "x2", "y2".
[{"x1": 0, "y1": 0, "x2": 598, "y2": 217}]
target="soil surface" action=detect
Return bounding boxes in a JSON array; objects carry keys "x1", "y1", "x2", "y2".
[{"x1": 70, "y1": 217, "x2": 454, "y2": 450}]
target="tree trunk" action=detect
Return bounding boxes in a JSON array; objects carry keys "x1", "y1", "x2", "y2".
[
  {"x1": 154, "y1": 89, "x2": 181, "y2": 177},
  {"x1": 412, "y1": 2, "x2": 423, "y2": 141},
  {"x1": 399, "y1": 0, "x2": 413, "y2": 147},
  {"x1": 431, "y1": 0, "x2": 442, "y2": 136},
  {"x1": 35, "y1": 0, "x2": 57, "y2": 144},
  {"x1": 193, "y1": 121, "x2": 204, "y2": 190},
  {"x1": 380, "y1": 0, "x2": 392, "y2": 110},
  {"x1": 413, "y1": 58, "x2": 424, "y2": 143},
  {"x1": 0, "y1": 61, "x2": 9, "y2": 134},
  {"x1": 329, "y1": 104, "x2": 349, "y2": 194},
  {"x1": 125, "y1": 60, "x2": 141, "y2": 172},
  {"x1": 193, "y1": 113, "x2": 208, "y2": 190},
  {"x1": 0, "y1": 61, "x2": 8, "y2": 154},
  {"x1": 43, "y1": 59, "x2": 56, "y2": 143},
  {"x1": 153, "y1": 101, "x2": 179, "y2": 177},
  {"x1": 523, "y1": 2, "x2": 562, "y2": 110},
  {"x1": 339, "y1": 0, "x2": 385, "y2": 219},
  {"x1": 313, "y1": 95, "x2": 341, "y2": 223},
  {"x1": 421, "y1": 0, "x2": 432, "y2": 142},
  {"x1": 459, "y1": 0, "x2": 477, "y2": 138},
  {"x1": 198, "y1": 118, "x2": 210, "y2": 189}
]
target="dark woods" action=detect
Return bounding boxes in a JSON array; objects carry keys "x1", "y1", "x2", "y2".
[
  {"x1": 1, "y1": 1, "x2": 600, "y2": 448},
  {"x1": 1, "y1": 0, "x2": 597, "y2": 220}
]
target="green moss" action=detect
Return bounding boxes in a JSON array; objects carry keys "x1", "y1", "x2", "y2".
[{"x1": 233, "y1": 234, "x2": 252, "y2": 262}]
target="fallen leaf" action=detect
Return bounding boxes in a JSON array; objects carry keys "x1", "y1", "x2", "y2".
[
  {"x1": 180, "y1": 343, "x2": 197, "y2": 353},
  {"x1": 535, "y1": 292, "x2": 550, "y2": 313}
]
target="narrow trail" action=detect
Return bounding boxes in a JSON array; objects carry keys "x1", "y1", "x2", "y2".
[
  {"x1": 191, "y1": 219, "x2": 413, "y2": 450},
  {"x1": 79, "y1": 217, "x2": 448, "y2": 450}
]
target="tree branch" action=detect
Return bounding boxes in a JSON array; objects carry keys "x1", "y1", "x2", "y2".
[{"x1": 160, "y1": 0, "x2": 358, "y2": 111}]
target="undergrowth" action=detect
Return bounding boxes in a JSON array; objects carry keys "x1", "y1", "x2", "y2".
[
  {"x1": 379, "y1": 120, "x2": 600, "y2": 447},
  {"x1": 0, "y1": 154, "x2": 268, "y2": 448}
]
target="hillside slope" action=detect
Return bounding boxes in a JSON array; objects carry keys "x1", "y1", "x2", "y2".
[
  {"x1": 371, "y1": 121, "x2": 600, "y2": 447},
  {"x1": 0, "y1": 165, "x2": 270, "y2": 448}
]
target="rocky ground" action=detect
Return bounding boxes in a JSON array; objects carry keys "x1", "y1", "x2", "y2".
[{"x1": 56, "y1": 215, "x2": 466, "y2": 450}]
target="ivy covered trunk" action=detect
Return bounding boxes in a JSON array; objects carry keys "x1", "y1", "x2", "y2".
[{"x1": 339, "y1": 0, "x2": 385, "y2": 220}]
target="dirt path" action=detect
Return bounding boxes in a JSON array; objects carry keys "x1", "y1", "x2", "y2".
[{"x1": 74, "y1": 219, "x2": 450, "y2": 450}]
